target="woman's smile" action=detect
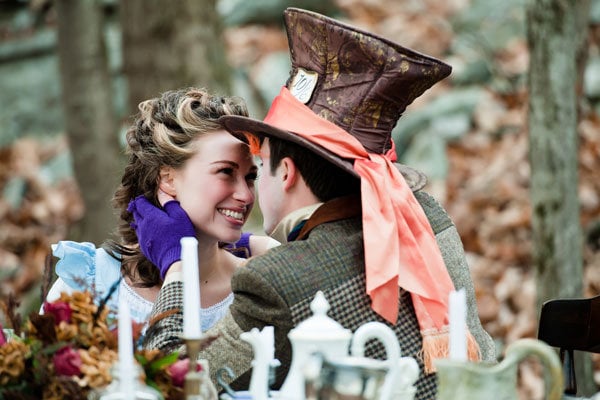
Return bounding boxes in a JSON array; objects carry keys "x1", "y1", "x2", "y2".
[{"x1": 218, "y1": 207, "x2": 246, "y2": 223}]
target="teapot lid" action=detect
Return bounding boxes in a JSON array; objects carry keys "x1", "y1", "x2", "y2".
[{"x1": 289, "y1": 291, "x2": 352, "y2": 340}]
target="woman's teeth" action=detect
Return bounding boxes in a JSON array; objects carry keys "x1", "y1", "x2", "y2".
[{"x1": 219, "y1": 209, "x2": 244, "y2": 221}]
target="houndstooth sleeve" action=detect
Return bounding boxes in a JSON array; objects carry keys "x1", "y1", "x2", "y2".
[{"x1": 142, "y1": 280, "x2": 185, "y2": 353}]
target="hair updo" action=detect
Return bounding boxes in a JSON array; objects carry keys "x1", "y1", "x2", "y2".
[{"x1": 108, "y1": 88, "x2": 248, "y2": 287}]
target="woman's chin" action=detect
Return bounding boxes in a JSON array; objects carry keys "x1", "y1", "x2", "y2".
[{"x1": 218, "y1": 230, "x2": 243, "y2": 244}]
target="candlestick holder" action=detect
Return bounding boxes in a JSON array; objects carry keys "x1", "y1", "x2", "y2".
[
  {"x1": 184, "y1": 337, "x2": 218, "y2": 400},
  {"x1": 90, "y1": 362, "x2": 163, "y2": 400}
]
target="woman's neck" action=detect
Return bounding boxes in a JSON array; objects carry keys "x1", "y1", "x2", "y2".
[
  {"x1": 196, "y1": 238, "x2": 244, "y2": 307},
  {"x1": 196, "y1": 238, "x2": 227, "y2": 282},
  {"x1": 126, "y1": 237, "x2": 244, "y2": 307}
]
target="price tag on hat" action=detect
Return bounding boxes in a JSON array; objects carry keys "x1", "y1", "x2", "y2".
[{"x1": 290, "y1": 68, "x2": 319, "y2": 104}]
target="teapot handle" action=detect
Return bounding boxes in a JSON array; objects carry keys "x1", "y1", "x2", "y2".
[
  {"x1": 503, "y1": 338, "x2": 563, "y2": 400},
  {"x1": 351, "y1": 322, "x2": 416, "y2": 400},
  {"x1": 351, "y1": 321, "x2": 400, "y2": 359}
]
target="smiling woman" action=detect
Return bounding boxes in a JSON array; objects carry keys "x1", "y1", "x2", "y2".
[
  {"x1": 158, "y1": 130, "x2": 258, "y2": 245},
  {"x1": 45, "y1": 87, "x2": 279, "y2": 330}
]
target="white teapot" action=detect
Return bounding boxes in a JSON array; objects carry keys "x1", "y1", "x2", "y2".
[
  {"x1": 277, "y1": 291, "x2": 353, "y2": 400},
  {"x1": 277, "y1": 291, "x2": 419, "y2": 400}
]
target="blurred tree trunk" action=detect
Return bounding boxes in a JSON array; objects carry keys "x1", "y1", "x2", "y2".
[
  {"x1": 55, "y1": 0, "x2": 121, "y2": 245},
  {"x1": 120, "y1": 0, "x2": 231, "y2": 114},
  {"x1": 526, "y1": 0, "x2": 594, "y2": 395}
]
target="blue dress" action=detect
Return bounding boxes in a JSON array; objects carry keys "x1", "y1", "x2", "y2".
[{"x1": 46, "y1": 233, "x2": 253, "y2": 328}]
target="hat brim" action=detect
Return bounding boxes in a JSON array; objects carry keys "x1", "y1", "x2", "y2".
[{"x1": 220, "y1": 115, "x2": 427, "y2": 191}]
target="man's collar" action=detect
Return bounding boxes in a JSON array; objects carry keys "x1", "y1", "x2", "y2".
[
  {"x1": 295, "y1": 195, "x2": 361, "y2": 241},
  {"x1": 269, "y1": 203, "x2": 323, "y2": 243}
]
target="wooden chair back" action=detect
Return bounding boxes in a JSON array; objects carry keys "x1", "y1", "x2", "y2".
[{"x1": 538, "y1": 294, "x2": 600, "y2": 395}]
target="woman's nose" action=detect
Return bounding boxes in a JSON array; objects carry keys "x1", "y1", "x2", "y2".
[{"x1": 234, "y1": 181, "x2": 255, "y2": 203}]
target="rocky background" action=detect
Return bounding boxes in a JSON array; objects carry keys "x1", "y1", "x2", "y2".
[{"x1": 1, "y1": 0, "x2": 600, "y2": 398}]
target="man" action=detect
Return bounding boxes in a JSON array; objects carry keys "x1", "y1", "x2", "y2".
[{"x1": 133, "y1": 8, "x2": 495, "y2": 398}]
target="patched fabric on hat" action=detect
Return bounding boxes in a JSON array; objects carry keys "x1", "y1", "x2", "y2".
[{"x1": 283, "y1": 8, "x2": 451, "y2": 156}]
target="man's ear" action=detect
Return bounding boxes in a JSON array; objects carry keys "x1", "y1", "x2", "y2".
[
  {"x1": 158, "y1": 167, "x2": 177, "y2": 197},
  {"x1": 280, "y1": 157, "x2": 298, "y2": 191}
]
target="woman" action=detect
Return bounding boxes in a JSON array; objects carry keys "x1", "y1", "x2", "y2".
[{"x1": 46, "y1": 88, "x2": 279, "y2": 329}]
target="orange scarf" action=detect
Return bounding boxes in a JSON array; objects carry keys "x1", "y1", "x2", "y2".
[{"x1": 262, "y1": 87, "x2": 480, "y2": 372}]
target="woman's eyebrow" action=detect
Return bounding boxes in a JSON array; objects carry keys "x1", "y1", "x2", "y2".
[{"x1": 210, "y1": 160, "x2": 239, "y2": 167}]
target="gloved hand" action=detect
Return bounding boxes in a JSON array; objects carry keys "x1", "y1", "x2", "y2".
[{"x1": 127, "y1": 195, "x2": 196, "y2": 279}]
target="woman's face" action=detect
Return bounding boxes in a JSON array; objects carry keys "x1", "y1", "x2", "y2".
[{"x1": 168, "y1": 130, "x2": 257, "y2": 244}]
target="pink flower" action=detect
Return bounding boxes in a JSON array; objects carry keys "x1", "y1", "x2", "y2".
[
  {"x1": 168, "y1": 358, "x2": 202, "y2": 387},
  {"x1": 53, "y1": 346, "x2": 82, "y2": 377},
  {"x1": 44, "y1": 301, "x2": 72, "y2": 324},
  {"x1": 0, "y1": 323, "x2": 6, "y2": 346}
]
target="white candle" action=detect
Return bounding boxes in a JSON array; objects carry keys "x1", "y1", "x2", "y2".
[
  {"x1": 264, "y1": 325, "x2": 274, "y2": 361},
  {"x1": 448, "y1": 288, "x2": 467, "y2": 361},
  {"x1": 182, "y1": 237, "x2": 202, "y2": 339},
  {"x1": 118, "y1": 297, "x2": 136, "y2": 396}
]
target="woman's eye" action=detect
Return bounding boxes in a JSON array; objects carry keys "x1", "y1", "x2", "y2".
[
  {"x1": 219, "y1": 167, "x2": 235, "y2": 175},
  {"x1": 246, "y1": 172, "x2": 258, "y2": 182}
]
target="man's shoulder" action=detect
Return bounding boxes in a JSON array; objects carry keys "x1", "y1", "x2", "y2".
[
  {"x1": 252, "y1": 218, "x2": 362, "y2": 263},
  {"x1": 413, "y1": 190, "x2": 454, "y2": 234},
  {"x1": 237, "y1": 218, "x2": 364, "y2": 297}
]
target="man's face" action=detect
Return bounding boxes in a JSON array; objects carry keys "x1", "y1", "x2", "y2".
[{"x1": 256, "y1": 139, "x2": 284, "y2": 235}]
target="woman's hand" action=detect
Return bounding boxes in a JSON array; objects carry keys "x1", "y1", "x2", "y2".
[
  {"x1": 128, "y1": 195, "x2": 195, "y2": 279},
  {"x1": 157, "y1": 188, "x2": 175, "y2": 206}
]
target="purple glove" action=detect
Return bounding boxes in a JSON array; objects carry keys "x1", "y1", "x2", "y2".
[{"x1": 127, "y1": 195, "x2": 196, "y2": 279}]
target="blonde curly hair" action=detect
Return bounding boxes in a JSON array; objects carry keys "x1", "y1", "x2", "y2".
[{"x1": 107, "y1": 87, "x2": 248, "y2": 287}]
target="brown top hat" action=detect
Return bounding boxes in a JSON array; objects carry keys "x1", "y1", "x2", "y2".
[{"x1": 220, "y1": 7, "x2": 452, "y2": 190}]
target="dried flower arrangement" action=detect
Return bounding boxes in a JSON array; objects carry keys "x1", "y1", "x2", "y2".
[{"x1": 0, "y1": 256, "x2": 198, "y2": 400}]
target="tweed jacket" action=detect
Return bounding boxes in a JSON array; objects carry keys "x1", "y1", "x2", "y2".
[{"x1": 143, "y1": 191, "x2": 495, "y2": 400}]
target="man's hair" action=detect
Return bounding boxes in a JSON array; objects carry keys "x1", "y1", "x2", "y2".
[{"x1": 266, "y1": 136, "x2": 360, "y2": 202}]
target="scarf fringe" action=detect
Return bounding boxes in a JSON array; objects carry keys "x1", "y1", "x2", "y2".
[{"x1": 419, "y1": 327, "x2": 481, "y2": 374}]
